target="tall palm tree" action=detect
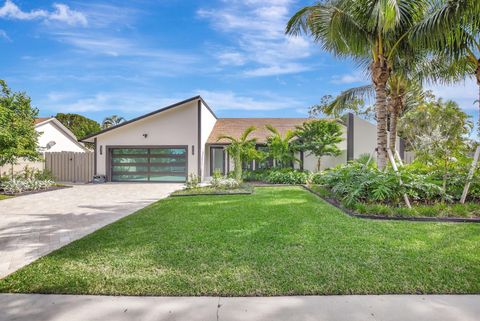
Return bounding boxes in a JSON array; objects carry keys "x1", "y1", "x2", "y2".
[
  {"x1": 102, "y1": 115, "x2": 126, "y2": 129},
  {"x1": 413, "y1": 0, "x2": 480, "y2": 136},
  {"x1": 217, "y1": 126, "x2": 257, "y2": 181},
  {"x1": 286, "y1": 0, "x2": 423, "y2": 168},
  {"x1": 265, "y1": 124, "x2": 298, "y2": 168}
]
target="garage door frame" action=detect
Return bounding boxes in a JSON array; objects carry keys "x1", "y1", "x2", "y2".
[{"x1": 106, "y1": 145, "x2": 188, "y2": 183}]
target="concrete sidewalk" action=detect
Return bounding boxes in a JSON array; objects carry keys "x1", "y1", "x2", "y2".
[{"x1": 1, "y1": 294, "x2": 478, "y2": 321}]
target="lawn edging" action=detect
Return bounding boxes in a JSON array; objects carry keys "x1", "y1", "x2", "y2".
[
  {"x1": 302, "y1": 185, "x2": 480, "y2": 224},
  {"x1": 171, "y1": 191, "x2": 253, "y2": 197}
]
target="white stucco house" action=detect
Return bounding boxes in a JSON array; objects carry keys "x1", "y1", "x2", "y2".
[
  {"x1": 35, "y1": 117, "x2": 88, "y2": 153},
  {"x1": 80, "y1": 96, "x2": 404, "y2": 183}
]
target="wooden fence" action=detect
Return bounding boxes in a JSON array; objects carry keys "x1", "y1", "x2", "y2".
[{"x1": 45, "y1": 152, "x2": 94, "y2": 183}]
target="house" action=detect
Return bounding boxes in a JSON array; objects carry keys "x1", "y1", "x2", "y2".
[
  {"x1": 80, "y1": 96, "x2": 403, "y2": 183},
  {"x1": 35, "y1": 117, "x2": 88, "y2": 153},
  {"x1": 0, "y1": 117, "x2": 88, "y2": 175}
]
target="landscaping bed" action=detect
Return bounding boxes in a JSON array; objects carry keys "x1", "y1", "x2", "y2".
[
  {"x1": 172, "y1": 183, "x2": 253, "y2": 196},
  {"x1": 1, "y1": 184, "x2": 71, "y2": 197},
  {"x1": 307, "y1": 184, "x2": 480, "y2": 222},
  {"x1": 1, "y1": 187, "x2": 479, "y2": 296}
]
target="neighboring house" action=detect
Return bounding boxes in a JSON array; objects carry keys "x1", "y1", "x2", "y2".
[
  {"x1": 80, "y1": 96, "x2": 403, "y2": 183},
  {"x1": 35, "y1": 117, "x2": 88, "y2": 153},
  {"x1": 0, "y1": 117, "x2": 88, "y2": 176}
]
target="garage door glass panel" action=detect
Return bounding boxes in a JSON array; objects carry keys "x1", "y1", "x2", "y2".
[
  {"x1": 112, "y1": 148, "x2": 148, "y2": 155},
  {"x1": 112, "y1": 174, "x2": 148, "y2": 181},
  {"x1": 112, "y1": 157, "x2": 149, "y2": 164},
  {"x1": 110, "y1": 147, "x2": 187, "y2": 182},
  {"x1": 112, "y1": 165, "x2": 148, "y2": 172},
  {"x1": 150, "y1": 148, "x2": 186, "y2": 155}
]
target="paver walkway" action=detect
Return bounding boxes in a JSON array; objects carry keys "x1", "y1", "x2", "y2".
[
  {"x1": 1, "y1": 294, "x2": 479, "y2": 321},
  {"x1": 0, "y1": 183, "x2": 181, "y2": 278}
]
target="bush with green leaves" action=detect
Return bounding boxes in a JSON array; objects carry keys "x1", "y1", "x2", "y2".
[
  {"x1": 242, "y1": 168, "x2": 311, "y2": 184},
  {"x1": 1, "y1": 178, "x2": 55, "y2": 194},
  {"x1": 315, "y1": 162, "x2": 454, "y2": 207},
  {"x1": 186, "y1": 173, "x2": 200, "y2": 189}
]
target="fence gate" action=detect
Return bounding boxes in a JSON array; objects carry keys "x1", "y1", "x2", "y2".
[{"x1": 45, "y1": 152, "x2": 94, "y2": 183}]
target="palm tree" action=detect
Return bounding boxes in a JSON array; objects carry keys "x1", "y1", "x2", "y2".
[
  {"x1": 326, "y1": 70, "x2": 424, "y2": 152},
  {"x1": 286, "y1": 0, "x2": 422, "y2": 169},
  {"x1": 102, "y1": 115, "x2": 126, "y2": 129},
  {"x1": 412, "y1": 0, "x2": 480, "y2": 136},
  {"x1": 265, "y1": 125, "x2": 298, "y2": 168},
  {"x1": 217, "y1": 126, "x2": 257, "y2": 181}
]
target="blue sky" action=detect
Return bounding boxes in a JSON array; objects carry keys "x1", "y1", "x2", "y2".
[{"x1": 0, "y1": 0, "x2": 477, "y2": 125}]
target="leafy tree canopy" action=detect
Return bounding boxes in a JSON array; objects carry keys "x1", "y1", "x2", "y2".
[
  {"x1": 0, "y1": 80, "x2": 39, "y2": 166},
  {"x1": 295, "y1": 120, "x2": 344, "y2": 171},
  {"x1": 55, "y1": 113, "x2": 101, "y2": 139}
]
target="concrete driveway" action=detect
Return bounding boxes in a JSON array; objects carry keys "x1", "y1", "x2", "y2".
[{"x1": 0, "y1": 183, "x2": 182, "y2": 278}]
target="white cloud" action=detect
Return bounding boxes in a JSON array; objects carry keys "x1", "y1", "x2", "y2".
[
  {"x1": 331, "y1": 71, "x2": 367, "y2": 84},
  {"x1": 217, "y1": 51, "x2": 246, "y2": 66},
  {"x1": 0, "y1": 29, "x2": 10, "y2": 41},
  {"x1": 198, "y1": 0, "x2": 313, "y2": 77},
  {"x1": 0, "y1": 0, "x2": 87, "y2": 26},
  {"x1": 42, "y1": 89, "x2": 305, "y2": 114},
  {"x1": 426, "y1": 77, "x2": 478, "y2": 110},
  {"x1": 197, "y1": 89, "x2": 304, "y2": 111}
]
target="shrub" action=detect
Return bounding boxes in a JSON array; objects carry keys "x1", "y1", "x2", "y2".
[
  {"x1": 1, "y1": 178, "x2": 55, "y2": 194},
  {"x1": 211, "y1": 177, "x2": 241, "y2": 189},
  {"x1": 242, "y1": 168, "x2": 311, "y2": 184},
  {"x1": 186, "y1": 174, "x2": 200, "y2": 189},
  {"x1": 315, "y1": 161, "x2": 454, "y2": 207}
]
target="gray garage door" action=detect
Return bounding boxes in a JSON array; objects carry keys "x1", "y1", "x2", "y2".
[{"x1": 110, "y1": 147, "x2": 187, "y2": 182}]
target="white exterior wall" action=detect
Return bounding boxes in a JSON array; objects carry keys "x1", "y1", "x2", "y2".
[
  {"x1": 352, "y1": 115, "x2": 400, "y2": 160},
  {"x1": 297, "y1": 124, "x2": 348, "y2": 172},
  {"x1": 95, "y1": 101, "x2": 199, "y2": 178},
  {"x1": 200, "y1": 102, "x2": 217, "y2": 180},
  {"x1": 36, "y1": 122, "x2": 85, "y2": 153}
]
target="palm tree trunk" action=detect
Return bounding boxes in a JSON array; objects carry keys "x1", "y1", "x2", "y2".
[
  {"x1": 372, "y1": 57, "x2": 390, "y2": 170},
  {"x1": 476, "y1": 59, "x2": 480, "y2": 138},
  {"x1": 317, "y1": 157, "x2": 321, "y2": 172},
  {"x1": 389, "y1": 102, "x2": 399, "y2": 152},
  {"x1": 234, "y1": 152, "x2": 242, "y2": 181}
]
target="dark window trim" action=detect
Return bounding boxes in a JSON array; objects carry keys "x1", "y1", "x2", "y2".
[
  {"x1": 347, "y1": 112, "x2": 354, "y2": 161},
  {"x1": 106, "y1": 145, "x2": 188, "y2": 183},
  {"x1": 197, "y1": 100, "x2": 202, "y2": 178}
]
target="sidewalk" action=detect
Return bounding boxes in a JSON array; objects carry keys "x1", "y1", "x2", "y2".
[{"x1": 1, "y1": 294, "x2": 478, "y2": 321}]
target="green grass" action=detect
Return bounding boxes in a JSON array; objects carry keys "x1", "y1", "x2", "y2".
[
  {"x1": 0, "y1": 194, "x2": 12, "y2": 200},
  {"x1": 1, "y1": 187, "x2": 479, "y2": 295}
]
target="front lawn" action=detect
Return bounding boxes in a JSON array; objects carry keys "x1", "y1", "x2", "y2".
[{"x1": 1, "y1": 187, "x2": 479, "y2": 295}]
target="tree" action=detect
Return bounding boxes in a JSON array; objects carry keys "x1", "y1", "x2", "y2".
[
  {"x1": 265, "y1": 124, "x2": 298, "y2": 168},
  {"x1": 412, "y1": 0, "x2": 480, "y2": 136},
  {"x1": 295, "y1": 120, "x2": 343, "y2": 171},
  {"x1": 102, "y1": 115, "x2": 126, "y2": 129},
  {"x1": 55, "y1": 113, "x2": 101, "y2": 139},
  {"x1": 217, "y1": 126, "x2": 258, "y2": 181},
  {"x1": 399, "y1": 97, "x2": 472, "y2": 192},
  {"x1": 287, "y1": 0, "x2": 423, "y2": 169},
  {"x1": 0, "y1": 80, "x2": 39, "y2": 169},
  {"x1": 309, "y1": 94, "x2": 373, "y2": 120}
]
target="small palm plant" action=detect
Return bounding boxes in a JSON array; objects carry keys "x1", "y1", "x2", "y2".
[
  {"x1": 265, "y1": 124, "x2": 298, "y2": 168},
  {"x1": 102, "y1": 115, "x2": 126, "y2": 129},
  {"x1": 217, "y1": 126, "x2": 257, "y2": 181}
]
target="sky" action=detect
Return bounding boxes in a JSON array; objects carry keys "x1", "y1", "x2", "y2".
[{"x1": 0, "y1": 0, "x2": 478, "y2": 126}]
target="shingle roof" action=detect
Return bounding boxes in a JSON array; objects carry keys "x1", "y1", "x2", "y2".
[
  {"x1": 207, "y1": 118, "x2": 310, "y2": 144},
  {"x1": 34, "y1": 117, "x2": 52, "y2": 125}
]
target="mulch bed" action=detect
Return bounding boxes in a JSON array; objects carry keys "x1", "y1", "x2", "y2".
[{"x1": 0, "y1": 185, "x2": 72, "y2": 197}]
